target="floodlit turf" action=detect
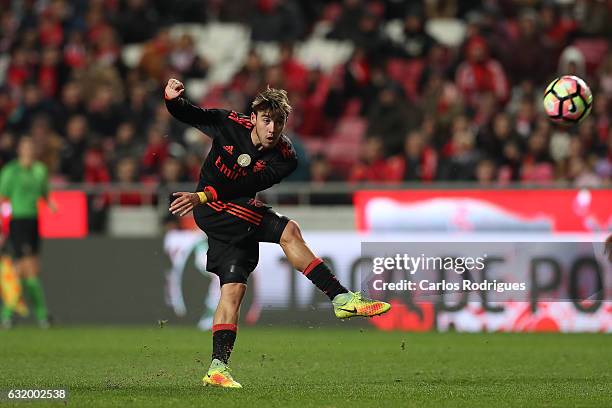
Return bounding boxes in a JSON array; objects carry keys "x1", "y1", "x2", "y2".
[{"x1": 0, "y1": 326, "x2": 610, "y2": 408}]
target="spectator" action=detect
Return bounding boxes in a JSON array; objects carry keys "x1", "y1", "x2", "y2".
[
  {"x1": 514, "y1": 97, "x2": 537, "y2": 140},
  {"x1": 184, "y1": 151, "x2": 203, "y2": 182},
  {"x1": 63, "y1": 31, "x2": 88, "y2": 70},
  {"x1": 597, "y1": 52, "x2": 612, "y2": 99},
  {"x1": 138, "y1": 28, "x2": 172, "y2": 82},
  {"x1": 159, "y1": 155, "x2": 186, "y2": 185},
  {"x1": 594, "y1": 129, "x2": 612, "y2": 181},
  {"x1": 521, "y1": 130, "x2": 555, "y2": 184},
  {"x1": 335, "y1": 48, "x2": 375, "y2": 112},
  {"x1": 391, "y1": 6, "x2": 436, "y2": 59},
  {"x1": 115, "y1": 0, "x2": 160, "y2": 44},
  {"x1": 475, "y1": 157, "x2": 498, "y2": 186},
  {"x1": 592, "y1": 94, "x2": 610, "y2": 144},
  {"x1": 0, "y1": 9, "x2": 19, "y2": 54},
  {"x1": 296, "y1": 67, "x2": 333, "y2": 136},
  {"x1": 86, "y1": 85, "x2": 124, "y2": 137},
  {"x1": 502, "y1": 9, "x2": 552, "y2": 85},
  {"x1": 574, "y1": 0, "x2": 611, "y2": 37},
  {"x1": 349, "y1": 136, "x2": 390, "y2": 182},
  {"x1": 498, "y1": 140, "x2": 522, "y2": 183},
  {"x1": 141, "y1": 125, "x2": 169, "y2": 177},
  {"x1": 506, "y1": 79, "x2": 537, "y2": 116},
  {"x1": 9, "y1": 83, "x2": 54, "y2": 133},
  {"x1": 111, "y1": 121, "x2": 140, "y2": 163},
  {"x1": 577, "y1": 116, "x2": 606, "y2": 159},
  {"x1": 250, "y1": 0, "x2": 304, "y2": 42},
  {"x1": 83, "y1": 140, "x2": 110, "y2": 184},
  {"x1": 387, "y1": 130, "x2": 438, "y2": 182},
  {"x1": 438, "y1": 127, "x2": 480, "y2": 181},
  {"x1": 0, "y1": 88, "x2": 15, "y2": 134},
  {"x1": 59, "y1": 115, "x2": 88, "y2": 182},
  {"x1": 477, "y1": 112, "x2": 520, "y2": 163},
  {"x1": 29, "y1": 115, "x2": 62, "y2": 174},
  {"x1": 540, "y1": 3, "x2": 577, "y2": 51},
  {"x1": 310, "y1": 154, "x2": 340, "y2": 183},
  {"x1": 455, "y1": 35, "x2": 509, "y2": 111},
  {"x1": 123, "y1": 83, "x2": 155, "y2": 134},
  {"x1": 92, "y1": 25, "x2": 121, "y2": 67},
  {"x1": 262, "y1": 64, "x2": 286, "y2": 91},
  {"x1": 420, "y1": 71, "x2": 463, "y2": 131},
  {"x1": 0, "y1": 132, "x2": 16, "y2": 167},
  {"x1": 557, "y1": 46, "x2": 586, "y2": 79},
  {"x1": 38, "y1": 8, "x2": 64, "y2": 48},
  {"x1": 111, "y1": 156, "x2": 145, "y2": 205},
  {"x1": 169, "y1": 34, "x2": 209, "y2": 79},
  {"x1": 367, "y1": 82, "x2": 422, "y2": 155},
  {"x1": 327, "y1": 0, "x2": 365, "y2": 43},
  {"x1": 348, "y1": 11, "x2": 390, "y2": 58},
  {"x1": 230, "y1": 49, "x2": 265, "y2": 93},
  {"x1": 388, "y1": 130, "x2": 438, "y2": 181},
  {"x1": 279, "y1": 43, "x2": 308, "y2": 95},
  {"x1": 568, "y1": 157, "x2": 602, "y2": 188},
  {"x1": 54, "y1": 81, "x2": 86, "y2": 134},
  {"x1": 38, "y1": 47, "x2": 63, "y2": 99}
]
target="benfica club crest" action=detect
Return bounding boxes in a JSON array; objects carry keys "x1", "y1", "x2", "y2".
[{"x1": 237, "y1": 154, "x2": 251, "y2": 167}]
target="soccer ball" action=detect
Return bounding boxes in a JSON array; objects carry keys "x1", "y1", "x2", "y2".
[{"x1": 543, "y1": 75, "x2": 593, "y2": 125}]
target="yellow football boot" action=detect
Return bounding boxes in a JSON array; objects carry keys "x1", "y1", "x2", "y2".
[
  {"x1": 332, "y1": 291, "x2": 391, "y2": 319},
  {"x1": 203, "y1": 359, "x2": 242, "y2": 388}
]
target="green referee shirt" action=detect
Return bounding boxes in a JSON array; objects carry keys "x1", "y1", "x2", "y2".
[{"x1": 0, "y1": 160, "x2": 49, "y2": 219}]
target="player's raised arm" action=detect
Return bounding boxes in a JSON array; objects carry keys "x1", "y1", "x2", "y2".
[{"x1": 164, "y1": 78, "x2": 223, "y2": 135}]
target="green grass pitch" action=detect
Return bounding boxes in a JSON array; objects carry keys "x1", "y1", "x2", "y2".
[{"x1": 0, "y1": 326, "x2": 610, "y2": 407}]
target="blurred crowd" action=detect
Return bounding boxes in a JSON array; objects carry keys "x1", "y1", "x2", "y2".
[{"x1": 0, "y1": 0, "x2": 611, "y2": 200}]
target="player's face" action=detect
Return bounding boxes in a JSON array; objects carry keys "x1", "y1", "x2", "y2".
[
  {"x1": 251, "y1": 111, "x2": 285, "y2": 150},
  {"x1": 18, "y1": 138, "x2": 35, "y2": 165}
]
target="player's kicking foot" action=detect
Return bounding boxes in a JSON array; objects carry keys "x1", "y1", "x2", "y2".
[
  {"x1": 332, "y1": 291, "x2": 391, "y2": 319},
  {"x1": 203, "y1": 359, "x2": 242, "y2": 388}
]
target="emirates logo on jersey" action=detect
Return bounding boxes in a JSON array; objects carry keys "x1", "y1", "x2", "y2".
[
  {"x1": 253, "y1": 160, "x2": 266, "y2": 173},
  {"x1": 223, "y1": 145, "x2": 234, "y2": 155}
]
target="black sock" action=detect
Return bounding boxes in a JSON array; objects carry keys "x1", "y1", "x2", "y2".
[
  {"x1": 303, "y1": 258, "x2": 348, "y2": 300},
  {"x1": 212, "y1": 324, "x2": 237, "y2": 364}
]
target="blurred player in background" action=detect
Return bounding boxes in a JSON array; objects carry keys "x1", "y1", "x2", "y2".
[
  {"x1": 162, "y1": 212, "x2": 221, "y2": 331},
  {"x1": 165, "y1": 78, "x2": 390, "y2": 388},
  {"x1": 0, "y1": 206, "x2": 29, "y2": 328},
  {"x1": 0, "y1": 137, "x2": 56, "y2": 328}
]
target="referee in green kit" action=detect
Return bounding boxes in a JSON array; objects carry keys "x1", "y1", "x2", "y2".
[{"x1": 0, "y1": 136, "x2": 56, "y2": 328}]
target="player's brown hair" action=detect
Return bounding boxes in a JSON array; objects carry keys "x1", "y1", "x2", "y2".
[{"x1": 251, "y1": 86, "x2": 292, "y2": 122}]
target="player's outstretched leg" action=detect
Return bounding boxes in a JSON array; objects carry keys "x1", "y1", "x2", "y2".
[
  {"x1": 279, "y1": 220, "x2": 390, "y2": 319},
  {"x1": 203, "y1": 283, "x2": 244, "y2": 388}
]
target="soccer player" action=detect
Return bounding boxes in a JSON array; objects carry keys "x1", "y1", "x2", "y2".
[
  {"x1": 0, "y1": 137, "x2": 56, "y2": 328},
  {"x1": 165, "y1": 78, "x2": 390, "y2": 388}
]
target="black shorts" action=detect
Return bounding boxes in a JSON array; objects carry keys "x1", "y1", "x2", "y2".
[
  {"x1": 193, "y1": 197, "x2": 290, "y2": 286},
  {"x1": 9, "y1": 218, "x2": 40, "y2": 259}
]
